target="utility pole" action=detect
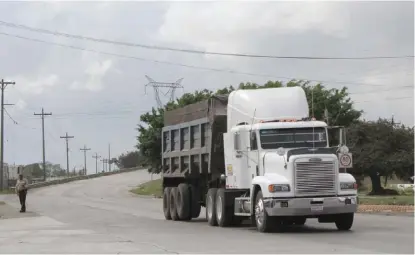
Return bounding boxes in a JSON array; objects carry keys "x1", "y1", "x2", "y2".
[
  {"x1": 100, "y1": 158, "x2": 107, "y2": 172},
  {"x1": 80, "y1": 145, "x2": 91, "y2": 176},
  {"x1": 34, "y1": 108, "x2": 52, "y2": 181},
  {"x1": 108, "y1": 143, "x2": 111, "y2": 172},
  {"x1": 60, "y1": 132, "x2": 74, "y2": 176},
  {"x1": 0, "y1": 79, "x2": 15, "y2": 191},
  {"x1": 92, "y1": 153, "x2": 101, "y2": 174}
]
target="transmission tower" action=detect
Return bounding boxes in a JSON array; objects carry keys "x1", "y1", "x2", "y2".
[{"x1": 144, "y1": 75, "x2": 184, "y2": 108}]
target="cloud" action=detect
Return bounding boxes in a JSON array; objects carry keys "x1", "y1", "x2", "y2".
[
  {"x1": 14, "y1": 74, "x2": 59, "y2": 95},
  {"x1": 158, "y1": 2, "x2": 350, "y2": 55},
  {"x1": 15, "y1": 99, "x2": 27, "y2": 110},
  {"x1": 70, "y1": 59, "x2": 113, "y2": 92}
]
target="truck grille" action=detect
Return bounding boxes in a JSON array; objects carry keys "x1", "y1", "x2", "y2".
[{"x1": 294, "y1": 160, "x2": 336, "y2": 196}]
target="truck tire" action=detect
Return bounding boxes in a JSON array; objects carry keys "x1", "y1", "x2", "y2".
[
  {"x1": 335, "y1": 213, "x2": 354, "y2": 231},
  {"x1": 215, "y1": 188, "x2": 233, "y2": 227},
  {"x1": 206, "y1": 188, "x2": 218, "y2": 226},
  {"x1": 190, "y1": 184, "x2": 201, "y2": 218},
  {"x1": 163, "y1": 187, "x2": 172, "y2": 220},
  {"x1": 176, "y1": 183, "x2": 191, "y2": 221},
  {"x1": 254, "y1": 190, "x2": 278, "y2": 233},
  {"x1": 294, "y1": 217, "x2": 307, "y2": 226},
  {"x1": 170, "y1": 187, "x2": 180, "y2": 221}
]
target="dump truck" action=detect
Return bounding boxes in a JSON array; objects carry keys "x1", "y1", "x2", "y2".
[{"x1": 161, "y1": 86, "x2": 357, "y2": 232}]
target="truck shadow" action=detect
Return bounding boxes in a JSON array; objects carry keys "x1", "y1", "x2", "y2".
[{"x1": 186, "y1": 218, "x2": 344, "y2": 234}]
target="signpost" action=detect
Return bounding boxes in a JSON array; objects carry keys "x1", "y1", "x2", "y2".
[{"x1": 338, "y1": 152, "x2": 353, "y2": 172}]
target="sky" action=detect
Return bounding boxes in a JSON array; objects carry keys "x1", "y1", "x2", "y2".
[{"x1": 0, "y1": 0, "x2": 413, "y2": 174}]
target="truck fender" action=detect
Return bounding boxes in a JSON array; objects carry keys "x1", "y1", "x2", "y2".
[
  {"x1": 250, "y1": 174, "x2": 291, "y2": 215},
  {"x1": 338, "y1": 173, "x2": 356, "y2": 183}
]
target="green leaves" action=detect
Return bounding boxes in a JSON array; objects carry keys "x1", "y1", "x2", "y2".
[
  {"x1": 137, "y1": 80, "x2": 363, "y2": 174},
  {"x1": 347, "y1": 118, "x2": 414, "y2": 193}
]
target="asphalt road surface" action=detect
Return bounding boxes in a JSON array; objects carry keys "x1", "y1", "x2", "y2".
[{"x1": 1, "y1": 170, "x2": 414, "y2": 254}]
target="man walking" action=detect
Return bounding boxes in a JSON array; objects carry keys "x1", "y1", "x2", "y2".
[{"x1": 15, "y1": 174, "x2": 28, "y2": 213}]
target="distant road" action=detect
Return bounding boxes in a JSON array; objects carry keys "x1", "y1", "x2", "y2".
[{"x1": 1, "y1": 171, "x2": 413, "y2": 254}]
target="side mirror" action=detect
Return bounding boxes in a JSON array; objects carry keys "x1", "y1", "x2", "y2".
[
  {"x1": 339, "y1": 145, "x2": 349, "y2": 154},
  {"x1": 276, "y1": 147, "x2": 285, "y2": 156}
]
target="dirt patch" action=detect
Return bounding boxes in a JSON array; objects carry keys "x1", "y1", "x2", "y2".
[{"x1": 358, "y1": 204, "x2": 414, "y2": 213}]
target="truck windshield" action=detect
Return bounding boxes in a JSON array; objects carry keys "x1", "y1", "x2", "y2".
[{"x1": 259, "y1": 127, "x2": 327, "y2": 149}]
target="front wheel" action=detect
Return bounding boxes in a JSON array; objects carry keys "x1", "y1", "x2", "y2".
[
  {"x1": 254, "y1": 190, "x2": 277, "y2": 233},
  {"x1": 335, "y1": 213, "x2": 354, "y2": 231}
]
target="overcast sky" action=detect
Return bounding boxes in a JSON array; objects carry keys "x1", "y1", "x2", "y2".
[{"x1": 0, "y1": 0, "x2": 413, "y2": 173}]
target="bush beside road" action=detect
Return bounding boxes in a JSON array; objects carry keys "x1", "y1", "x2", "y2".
[{"x1": 132, "y1": 179, "x2": 414, "y2": 213}]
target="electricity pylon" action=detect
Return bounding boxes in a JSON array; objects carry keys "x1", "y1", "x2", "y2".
[{"x1": 144, "y1": 75, "x2": 184, "y2": 108}]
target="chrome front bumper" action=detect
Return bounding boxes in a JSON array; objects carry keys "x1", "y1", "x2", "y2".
[{"x1": 263, "y1": 196, "x2": 357, "y2": 217}]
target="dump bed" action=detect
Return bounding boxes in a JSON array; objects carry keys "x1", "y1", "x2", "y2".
[{"x1": 162, "y1": 95, "x2": 228, "y2": 178}]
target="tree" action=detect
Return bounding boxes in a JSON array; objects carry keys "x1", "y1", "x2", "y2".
[
  {"x1": 137, "y1": 80, "x2": 362, "y2": 174},
  {"x1": 23, "y1": 163, "x2": 43, "y2": 178},
  {"x1": 347, "y1": 118, "x2": 414, "y2": 195},
  {"x1": 116, "y1": 150, "x2": 145, "y2": 169}
]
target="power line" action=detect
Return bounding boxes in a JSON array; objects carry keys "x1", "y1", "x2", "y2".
[
  {"x1": 0, "y1": 20, "x2": 413, "y2": 60},
  {"x1": 349, "y1": 85, "x2": 414, "y2": 95},
  {"x1": 355, "y1": 96, "x2": 413, "y2": 103},
  {"x1": 4, "y1": 108, "x2": 17, "y2": 124},
  {"x1": 0, "y1": 31, "x2": 410, "y2": 88}
]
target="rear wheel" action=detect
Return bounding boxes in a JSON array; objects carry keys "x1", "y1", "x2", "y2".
[
  {"x1": 215, "y1": 188, "x2": 233, "y2": 227},
  {"x1": 206, "y1": 188, "x2": 218, "y2": 226},
  {"x1": 176, "y1": 183, "x2": 191, "y2": 221},
  {"x1": 169, "y1": 187, "x2": 179, "y2": 221},
  {"x1": 163, "y1": 187, "x2": 172, "y2": 220},
  {"x1": 335, "y1": 213, "x2": 354, "y2": 231}
]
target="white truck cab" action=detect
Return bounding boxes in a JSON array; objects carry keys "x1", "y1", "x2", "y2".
[{"x1": 222, "y1": 87, "x2": 357, "y2": 232}]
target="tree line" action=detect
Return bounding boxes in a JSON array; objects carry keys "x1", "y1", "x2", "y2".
[{"x1": 122, "y1": 80, "x2": 413, "y2": 195}]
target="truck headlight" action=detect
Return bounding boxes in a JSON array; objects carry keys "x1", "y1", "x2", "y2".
[
  {"x1": 340, "y1": 182, "x2": 357, "y2": 190},
  {"x1": 268, "y1": 184, "x2": 290, "y2": 192}
]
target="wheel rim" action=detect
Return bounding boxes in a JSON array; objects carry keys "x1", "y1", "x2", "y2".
[
  {"x1": 216, "y1": 196, "x2": 223, "y2": 220},
  {"x1": 255, "y1": 198, "x2": 264, "y2": 226},
  {"x1": 207, "y1": 196, "x2": 213, "y2": 219}
]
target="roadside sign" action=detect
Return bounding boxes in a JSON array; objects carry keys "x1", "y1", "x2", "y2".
[{"x1": 338, "y1": 153, "x2": 353, "y2": 168}]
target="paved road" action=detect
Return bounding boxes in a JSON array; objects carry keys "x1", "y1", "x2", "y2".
[{"x1": 1, "y1": 171, "x2": 414, "y2": 254}]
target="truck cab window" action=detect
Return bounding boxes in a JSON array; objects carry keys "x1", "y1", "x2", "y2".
[{"x1": 259, "y1": 127, "x2": 327, "y2": 149}]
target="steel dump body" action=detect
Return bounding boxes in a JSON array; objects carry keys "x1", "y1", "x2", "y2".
[{"x1": 162, "y1": 95, "x2": 228, "y2": 179}]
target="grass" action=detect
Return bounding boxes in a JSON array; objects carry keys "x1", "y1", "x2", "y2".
[
  {"x1": 358, "y1": 195, "x2": 414, "y2": 206},
  {"x1": 0, "y1": 189, "x2": 14, "y2": 195},
  {"x1": 130, "y1": 179, "x2": 162, "y2": 197}
]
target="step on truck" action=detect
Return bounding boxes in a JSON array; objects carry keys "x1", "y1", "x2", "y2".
[{"x1": 161, "y1": 86, "x2": 358, "y2": 232}]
